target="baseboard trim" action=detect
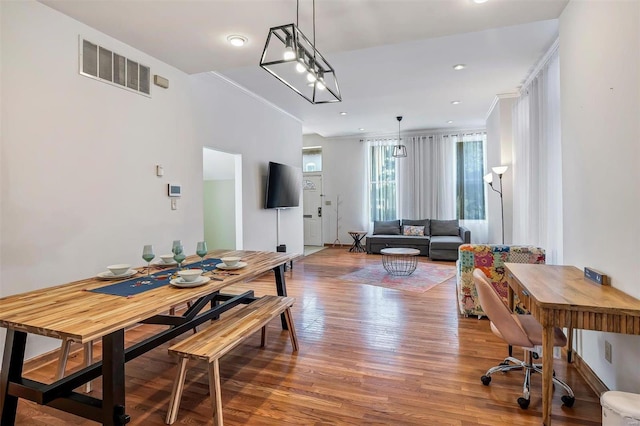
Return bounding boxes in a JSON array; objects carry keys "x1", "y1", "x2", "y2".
[
  {"x1": 23, "y1": 344, "x2": 75, "y2": 374},
  {"x1": 572, "y1": 352, "x2": 609, "y2": 396}
]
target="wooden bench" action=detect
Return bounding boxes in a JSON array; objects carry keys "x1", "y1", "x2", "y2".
[{"x1": 165, "y1": 295, "x2": 299, "y2": 425}]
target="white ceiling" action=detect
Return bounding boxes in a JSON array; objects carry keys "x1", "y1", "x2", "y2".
[{"x1": 40, "y1": 0, "x2": 568, "y2": 137}]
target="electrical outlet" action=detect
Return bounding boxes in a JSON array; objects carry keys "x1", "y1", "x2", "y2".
[{"x1": 604, "y1": 340, "x2": 612, "y2": 363}]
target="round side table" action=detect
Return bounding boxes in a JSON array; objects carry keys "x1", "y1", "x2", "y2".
[
  {"x1": 348, "y1": 231, "x2": 368, "y2": 253},
  {"x1": 380, "y1": 248, "x2": 420, "y2": 276}
]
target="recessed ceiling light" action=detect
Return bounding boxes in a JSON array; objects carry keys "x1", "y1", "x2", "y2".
[
  {"x1": 473, "y1": 0, "x2": 488, "y2": 3},
  {"x1": 451, "y1": 100, "x2": 461, "y2": 105},
  {"x1": 447, "y1": 120, "x2": 454, "y2": 124},
  {"x1": 453, "y1": 64, "x2": 466, "y2": 70},
  {"x1": 227, "y1": 35, "x2": 247, "y2": 47},
  {"x1": 359, "y1": 128, "x2": 365, "y2": 131},
  {"x1": 339, "y1": 112, "x2": 347, "y2": 116}
]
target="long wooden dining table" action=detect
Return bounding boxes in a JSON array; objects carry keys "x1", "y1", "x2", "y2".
[{"x1": 0, "y1": 249, "x2": 299, "y2": 425}]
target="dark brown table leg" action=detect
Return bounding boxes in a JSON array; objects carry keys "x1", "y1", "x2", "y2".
[
  {"x1": 273, "y1": 264, "x2": 288, "y2": 330},
  {"x1": 0, "y1": 329, "x2": 27, "y2": 426},
  {"x1": 102, "y1": 329, "x2": 129, "y2": 425}
]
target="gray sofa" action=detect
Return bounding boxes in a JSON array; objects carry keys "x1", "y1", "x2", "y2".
[{"x1": 365, "y1": 219, "x2": 470, "y2": 261}]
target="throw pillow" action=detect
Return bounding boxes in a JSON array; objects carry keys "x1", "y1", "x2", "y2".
[
  {"x1": 403, "y1": 225, "x2": 425, "y2": 236},
  {"x1": 373, "y1": 220, "x2": 401, "y2": 235},
  {"x1": 402, "y1": 219, "x2": 430, "y2": 235},
  {"x1": 431, "y1": 219, "x2": 459, "y2": 236}
]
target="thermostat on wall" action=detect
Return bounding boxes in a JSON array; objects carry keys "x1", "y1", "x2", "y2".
[{"x1": 168, "y1": 184, "x2": 182, "y2": 197}]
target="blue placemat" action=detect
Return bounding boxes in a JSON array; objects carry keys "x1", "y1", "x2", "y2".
[{"x1": 89, "y1": 258, "x2": 222, "y2": 297}]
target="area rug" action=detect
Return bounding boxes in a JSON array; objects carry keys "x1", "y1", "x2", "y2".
[{"x1": 338, "y1": 262, "x2": 456, "y2": 293}]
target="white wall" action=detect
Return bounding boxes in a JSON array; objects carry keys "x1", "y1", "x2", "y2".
[
  {"x1": 560, "y1": 0, "x2": 640, "y2": 391},
  {"x1": 303, "y1": 133, "x2": 367, "y2": 245},
  {"x1": 482, "y1": 96, "x2": 516, "y2": 245},
  {"x1": 0, "y1": 0, "x2": 302, "y2": 361},
  {"x1": 191, "y1": 73, "x2": 303, "y2": 254}
]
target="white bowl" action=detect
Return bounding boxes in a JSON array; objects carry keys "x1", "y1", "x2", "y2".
[
  {"x1": 107, "y1": 264, "x2": 131, "y2": 276},
  {"x1": 160, "y1": 254, "x2": 175, "y2": 263},
  {"x1": 221, "y1": 257, "x2": 241, "y2": 267},
  {"x1": 178, "y1": 269, "x2": 203, "y2": 283}
]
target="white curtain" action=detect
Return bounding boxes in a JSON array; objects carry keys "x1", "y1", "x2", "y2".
[
  {"x1": 398, "y1": 134, "x2": 455, "y2": 220},
  {"x1": 364, "y1": 138, "x2": 399, "y2": 232},
  {"x1": 512, "y1": 42, "x2": 563, "y2": 264}
]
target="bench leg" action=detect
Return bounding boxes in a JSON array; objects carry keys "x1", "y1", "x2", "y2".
[
  {"x1": 260, "y1": 326, "x2": 266, "y2": 348},
  {"x1": 165, "y1": 357, "x2": 189, "y2": 425},
  {"x1": 55, "y1": 338, "x2": 72, "y2": 380},
  {"x1": 83, "y1": 341, "x2": 93, "y2": 393},
  {"x1": 283, "y1": 308, "x2": 299, "y2": 353},
  {"x1": 209, "y1": 359, "x2": 224, "y2": 426},
  {"x1": 56, "y1": 339, "x2": 93, "y2": 393}
]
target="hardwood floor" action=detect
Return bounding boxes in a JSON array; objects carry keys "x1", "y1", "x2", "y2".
[{"x1": 17, "y1": 247, "x2": 602, "y2": 425}]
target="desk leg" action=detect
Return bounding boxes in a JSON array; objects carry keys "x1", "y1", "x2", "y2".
[
  {"x1": 273, "y1": 264, "x2": 289, "y2": 330},
  {"x1": 0, "y1": 330, "x2": 26, "y2": 426},
  {"x1": 102, "y1": 330, "x2": 129, "y2": 425},
  {"x1": 542, "y1": 324, "x2": 554, "y2": 426}
]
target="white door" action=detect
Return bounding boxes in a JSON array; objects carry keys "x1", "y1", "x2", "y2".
[{"x1": 303, "y1": 174, "x2": 323, "y2": 246}]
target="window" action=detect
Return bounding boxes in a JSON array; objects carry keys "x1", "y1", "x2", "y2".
[
  {"x1": 456, "y1": 138, "x2": 485, "y2": 220},
  {"x1": 302, "y1": 147, "x2": 322, "y2": 172},
  {"x1": 369, "y1": 144, "x2": 397, "y2": 221}
]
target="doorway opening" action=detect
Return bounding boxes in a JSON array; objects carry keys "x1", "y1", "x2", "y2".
[
  {"x1": 302, "y1": 146, "x2": 323, "y2": 247},
  {"x1": 203, "y1": 148, "x2": 243, "y2": 250}
]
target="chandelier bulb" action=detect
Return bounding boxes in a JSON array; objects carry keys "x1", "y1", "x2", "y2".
[
  {"x1": 296, "y1": 62, "x2": 306, "y2": 73},
  {"x1": 306, "y1": 72, "x2": 317, "y2": 83},
  {"x1": 283, "y1": 49, "x2": 296, "y2": 61}
]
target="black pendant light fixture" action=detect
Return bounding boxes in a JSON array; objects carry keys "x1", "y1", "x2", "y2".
[
  {"x1": 260, "y1": 0, "x2": 341, "y2": 104},
  {"x1": 393, "y1": 116, "x2": 407, "y2": 158}
]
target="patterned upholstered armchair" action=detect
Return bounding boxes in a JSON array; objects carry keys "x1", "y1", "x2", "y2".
[{"x1": 456, "y1": 245, "x2": 545, "y2": 317}]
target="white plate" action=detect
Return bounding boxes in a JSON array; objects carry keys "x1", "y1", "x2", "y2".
[
  {"x1": 153, "y1": 259, "x2": 178, "y2": 266},
  {"x1": 170, "y1": 276, "x2": 211, "y2": 288},
  {"x1": 97, "y1": 269, "x2": 138, "y2": 280},
  {"x1": 215, "y1": 261, "x2": 247, "y2": 270}
]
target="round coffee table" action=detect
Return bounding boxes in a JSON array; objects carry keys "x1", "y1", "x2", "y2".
[{"x1": 380, "y1": 248, "x2": 420, "y2": 276}]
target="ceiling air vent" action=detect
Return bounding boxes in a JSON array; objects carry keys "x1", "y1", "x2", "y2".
[{"x1": 79, "y1": 37, "x2": 151, "y2": 96}]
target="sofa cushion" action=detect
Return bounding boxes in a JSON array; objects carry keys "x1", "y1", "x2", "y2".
[
  {"x1": 366, "y1": 234, "x2": 430, "y2": 256},
  {"x1": 402, "y1": 219, "x2": 430, "y2": 235},
  {"x1": 429, "y1": 235, "x2": 464, "y2": 250},
  {"x1": 403, "y1": 225, "x2": 425, "y2": 236},
  {"x1": 431, "y1": 219, "x2": 459, "y2": 236},
  {"x1": 373, "y1": 220, "x2": 401, "y2": 235}
]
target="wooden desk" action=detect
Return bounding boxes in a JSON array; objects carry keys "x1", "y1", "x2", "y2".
[
  {"x1": 0, "y1": 250, "x2": 298, "y2": 425},
  {"x1": 505, "y1": 263, "x2": 640, "y2": 426}
]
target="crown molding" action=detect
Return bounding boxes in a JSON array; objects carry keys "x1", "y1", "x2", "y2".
[
  {"x1": 206, "y1": 72, "x2": 303, "y2": 124},
  {"x1": 520, "y1": 38, "x2": 559, "y2": 92},
  {"x1": 486, "y1": 92, "x2": 520, "y2": 120}
]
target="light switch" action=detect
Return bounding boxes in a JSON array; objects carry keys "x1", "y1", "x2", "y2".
[
  {"x1": 171, "y1": 199, "x2": 177, "y2": 210},
  {"x1": 156, "y1": 165, "x2": 164, "y2": 177}
]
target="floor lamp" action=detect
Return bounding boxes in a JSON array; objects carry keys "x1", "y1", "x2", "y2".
[{"x1": 483, "y1": 166, "x2": 509, "y2": 244}]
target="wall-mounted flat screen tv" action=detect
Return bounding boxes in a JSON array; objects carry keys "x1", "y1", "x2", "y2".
[{"x1": 264, "y1": 161, "x2": 302, "y2": 209}]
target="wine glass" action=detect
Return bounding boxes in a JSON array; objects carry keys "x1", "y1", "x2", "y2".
[
  {"x1": 196, "y1": 241, "x2": 208, "y2": 270},
  {"x1": 172, "y1": 240, "x2": 182, "y2": 254},
  {"x1": 142, "y1": 245, "x2": 155, "y2": 277},
  {"x1": 173, "y1": 244, "x2": 186, "y2": 270}
]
